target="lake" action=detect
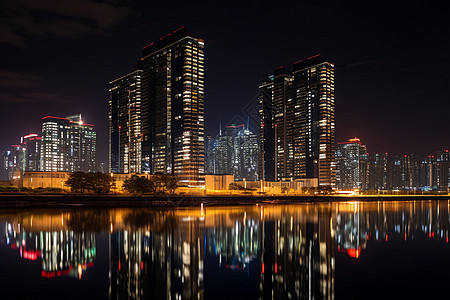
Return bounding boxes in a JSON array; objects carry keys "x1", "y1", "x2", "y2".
[{"x1": 0, "y1": 200, "x2": 448, "y2": 299}]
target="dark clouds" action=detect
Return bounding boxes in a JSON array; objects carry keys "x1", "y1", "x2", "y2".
[
  {"x1": 0, "y1": 70, "x2": 43, "y2": 88},
  {"x1": 0, "y1": 0, "x2": 136, "y2": 48}
]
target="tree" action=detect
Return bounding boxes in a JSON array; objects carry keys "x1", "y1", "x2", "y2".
[
  {"x1": 317, "y1": 185, "x2": 333, "y2": 195},
  {"x1": 123, "y1": 175, "x2": 155, "y2": 195},
  {"x1": 85, "y1": 172, "x2": 113, "y2": 194},
  {"x1": 151, "y1": 173, "x2": 178, "y2": 194},
  {"x1": 65, "y1": 172, "x2": 86, "y2": 193},
  {"x1": 66, "y1": 172, "x2": 112, "y2": 194}
]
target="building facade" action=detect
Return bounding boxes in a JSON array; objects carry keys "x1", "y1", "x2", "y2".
[
  {"x1": 110, "y1": 28, "x2": 205, "y2": 186},
  {"x1": 109, "y1": 70, "x2": 143, "y2": 174},
  {"x1": 23, "y1": 133, "x2": 41, "y2": 171},
  {"x1": 258, "y1": 55, "x2": 335, "y2": 186},
  {"x1": 206, "y1": 124, "x2": 258, "y2": 181},
  {"x1": 335, "y1": 138, "x2": 369, "y2": 190},
  {"x1": 140, "y1": 27, "x2": 205, "y2": 187},
  {"x1": 368, "y1": 152, "x2": 389, "y2": 190},
  {"x1": 0, "y1": 145, "x2": 25, "y2": 181},
  {"x1": 40, "y1": 114, "x2": 96, "y2": 172}
]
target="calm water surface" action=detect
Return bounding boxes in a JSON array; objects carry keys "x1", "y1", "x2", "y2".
[{"x1": 0, "y1": 200, "x2": 449, "y2": 299}]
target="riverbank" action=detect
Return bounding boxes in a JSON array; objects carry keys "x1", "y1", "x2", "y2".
[{"x1": 0, "y1": 194, "x2": 448, "y2": 208}]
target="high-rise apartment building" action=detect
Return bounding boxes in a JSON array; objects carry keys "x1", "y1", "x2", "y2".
[
  {"x1": 110, "y1": 28, "x2": 205, "y2": 186},
  {"x1": 22, "y1": 133, "x2": 41, "y2": 171},
  {"x1": 335, "y1": 138, "x2": 368, "y2": 190},
  {"x1": 205, "y1": 135, "x2": 218, "y2": 175},
  {"x1": 0, "y1": 134, "x2": 40, "y2": 180},
  {"x1": 235, "y1": 126, "x2": 258, "y2": 181},
  {"x1": 436, "y1": 149, "x2": 449, "y2": 191},
  {"x1": 140, "y1": 28, "x2": 205, "y2": 186},
  {"x1": 258, "y1": 55, "x2": 335, "y2": 186},
  {"x1": 368, "y1": 152, "x2": 389, "y2": 190},
  {"x1": 0, "y1": 145, "x2": 25, "y2": 181},
  {"x1": 41, "y1": 114, "x2": 96, "y2": 172},
  {"x1": 109, "y1": 70, "x2": 142, "y2": 173}
]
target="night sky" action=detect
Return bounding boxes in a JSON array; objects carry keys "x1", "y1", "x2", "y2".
[{"x1": 1, "y1": 0, "x2": 449, "y2": 165}]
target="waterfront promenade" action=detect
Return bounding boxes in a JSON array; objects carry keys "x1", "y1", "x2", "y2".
[{"x1": 0, "y1": 194, "x2": 448, "y2": 208}]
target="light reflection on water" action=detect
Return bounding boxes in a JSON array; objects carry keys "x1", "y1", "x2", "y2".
[{"x1": 0, "y1": 200, "x2": 449, "y2": 299}]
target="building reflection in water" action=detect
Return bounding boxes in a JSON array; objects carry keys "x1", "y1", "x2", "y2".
[
  {"x1": 0, "y1": 211, "x2": 96, "y2": 279},
  {"x1": 0, "y1": 201, "x2": 448, "y2": 299}
]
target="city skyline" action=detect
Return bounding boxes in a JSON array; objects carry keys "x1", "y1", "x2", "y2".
[
  {"x1": 0, "y1": 2, "x2": 449, "y2": 298},
  {"x1": 1, "y1": 0, "x2": 449, "y2": 166}
]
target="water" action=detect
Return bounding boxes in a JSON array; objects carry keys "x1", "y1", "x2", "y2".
[{"x1": 0, "y1": 200, "x2": 449, "y2": 299}]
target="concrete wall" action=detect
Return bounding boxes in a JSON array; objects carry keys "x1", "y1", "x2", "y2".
[
  {"x1": 22, "y1": 171, "x2": 70, "y2": 189},
  {"x1": 205, "y1": 175, "x2": 234, "y2": 191}
]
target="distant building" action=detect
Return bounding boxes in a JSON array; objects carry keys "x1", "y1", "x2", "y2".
[
  {"x1": 368, "y1": 152, "x2": 388, "y2": 190},
  {"x1": 205, "y1": 135, "x2": 218, "y2": 175},
  {"x1": 388, "y1": 154, "x2": 423, "y2": 190},
  {"x1": 335, "y1": 138, "x2": 368, "y2": 190},
  {"x1": 417, "y1": 150, "x2": 449, "y2": 191},
  {"x1": 22, "y1": 133, "x2": 41, "y2": 171},
  {"x1": 258, "y1": 55, "x2": 335, "y2": 186},
  {"x1": 436, "y1": 150, "x2": 449, "y2": 191},
  {"x1": 215, "y1": 126, "x2": 235, "y2": 176},
  {"x1": 109, "y1": 70, "x2": 142, "y2": 174},
  {"x1": 40, "y1": 114, "x2": 96, "y2": 172},
  {"x1": 1, "y1": 133, "x2": 41, "y2": 181},
  {"x1": 207, "y1": 124, "x2": 258, "y2": 181},
  {"x1": 0, "y1": 145, "x2": 25, "y2": 181},
  {"x1": 235, "y1": 126, "x2": 258, "y2": 180},
  {"x1": 366, "y1": 149, "x2": 449, "y2": 192}
]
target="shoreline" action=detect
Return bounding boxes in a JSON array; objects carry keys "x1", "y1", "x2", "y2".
[{"x1": 0, "y1": 194, "x2": 448, "y2": 208}]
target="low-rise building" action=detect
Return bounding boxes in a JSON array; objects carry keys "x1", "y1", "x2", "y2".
[
  {"x1": 205, "y1": 174, "x2": 234, "y2": 192},
  {"x1": 21, "y1": 171, "x2": 70, "y2": 189},
  {"x1": 234, "y1": 178, "x2": 319, "y2": 194}
]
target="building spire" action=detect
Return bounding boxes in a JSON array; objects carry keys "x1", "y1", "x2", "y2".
[{"x1": 219, "y1": 116, "x2": 222, "y2": 136}]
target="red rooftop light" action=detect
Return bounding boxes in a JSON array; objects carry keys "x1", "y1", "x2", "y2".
[
  {"x1": 307, "y1": 54, "x2": 321, "y2": 60},
  {"x1": 142, "y1": 42, "x2": 154, "y2": 49},
  {"x1": 23, "y1": 133, "x2": 38, "y2": 139},
  {"x1": 160, "y1": 33, "x2": 171, "y2": 40},
  {"x1": 42, "y1": 116, "x2": 70, "y2": 121},
  {"x1": 173, "y1": 26, "x2": 185, "y2": 33}
]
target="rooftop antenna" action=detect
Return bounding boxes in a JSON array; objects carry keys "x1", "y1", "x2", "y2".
[{"x1": 219, "y1": 116, "x2": 222, "y2": 136}]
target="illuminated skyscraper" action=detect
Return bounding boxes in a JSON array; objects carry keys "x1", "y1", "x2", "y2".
[
  {"x1": 0, "y1": 134, "x2": 40, "y2": 180},
  {"x1": 139, "y1": 27, "x2": 205, "y2": 186},
  {"x1": 207, "y1": 124, "x2": 258, "y2": 180},
  {"x1": 259, "y1": 55, "x2": 335, "y2": 186},
  {"x1": 40, "y1": 114, "x2": 96, "y2": 172},
  {"x1": 436, "y1": 149, "x2": 450, "y2": 191},
  {"x1": 0, "y1": 145, "x2": 25, "y2": 180},
  {"x1": 368, "y1": 152, "x2": 389, "y2": 190},
  {"x1": 109, "y1": 70, "x2": 142, "y2": 173},
  {"x1": 205, "y1": 135, "x2": 218, "y2": 174},
  {"x1": 215, "y1": 126, "x2": 236, "y2": 175},
  {"x1": 258, "y1": 74, "x2": 276, "y2": 181},
  {"x1": 236, "y1": 126, "x2": 258, "y2": 180},
  {"x1": 22, "y1": 133, "x2": 41, "y2": 171},
  {"x1": 335, "y1": 138, "x2": 369, "y2": 189}
]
